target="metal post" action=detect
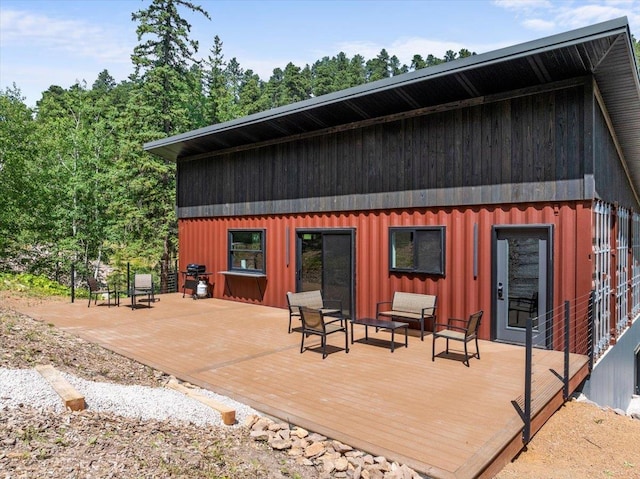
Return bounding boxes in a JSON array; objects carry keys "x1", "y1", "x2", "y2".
[
  {"x1": 70, "y1": 263, "x2": 75, "y2": 303},
  {"x1": 588, "y1": 290, "x2": 595, "y2": 372},
  {"x1": 564, "y1": 300, "x2": 570, "y2": 400},
  {"x1": 524, "y1": 316, "x2": 533, "y2": 444},
  {"x1": 127, "y1": 262, "x2": 130, "y2": 295}
]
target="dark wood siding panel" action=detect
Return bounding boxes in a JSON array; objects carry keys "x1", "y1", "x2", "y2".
[
  {"x1": 593, "y1": 103, "x2": 638, "y2": 209},
  {"x1": 470, "y1": 106, "x2": 483, "y2": 193},
  {"x1": 499, "y1": 101, "x2": 512, "y2": 191},
  {"x1": 461, "y1": 107, "x2": 473, "y2": 189},
  {"x1": 554, "y1": 88, "x2": 569, "y2": 198},
  {"x1": 480, "y1": 102, "x2": 493, "y2": 203},
  {"x1": 177, "y1": 84, "x2": 590, "y2": 214}
]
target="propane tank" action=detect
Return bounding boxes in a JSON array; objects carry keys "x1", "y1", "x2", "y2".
[{"x1": 196, "y1": 279, "x2": 208, "y2": 298}]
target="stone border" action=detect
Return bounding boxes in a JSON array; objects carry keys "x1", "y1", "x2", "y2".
[{"x1": 245, "y1": 415, "x2": 423, "y2": 479}]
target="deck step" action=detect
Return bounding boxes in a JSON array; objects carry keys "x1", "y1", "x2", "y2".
[
  {"x1": 35, "y1": 364, "x2": 85, "y2": 411},
  {"x1": 166, "y1": 378, "x2": 236, "y2": 425}
]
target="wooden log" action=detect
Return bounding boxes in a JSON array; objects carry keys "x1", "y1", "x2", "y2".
[
  {"x1": 35, "y1": 364, "x2": 85, "y2": 411},
  {"x1": 166, "y1": 378, "x2": 236, "y2": 426}
]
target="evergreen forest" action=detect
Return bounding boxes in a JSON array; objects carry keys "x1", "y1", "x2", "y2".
[{"x1": 1, "y1": 0, "x2": 639, "y2": 290}]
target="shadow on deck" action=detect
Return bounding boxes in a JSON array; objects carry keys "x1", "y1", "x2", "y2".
[{"x1": 14, "y1": 294, "x2": 589, "y2": 479}]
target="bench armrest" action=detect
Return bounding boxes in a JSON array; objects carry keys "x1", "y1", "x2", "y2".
[
  {"x1": 376, "y1": 301, "x2": 393, "y2": 314},
  {"x1": 421, "y1": 307, "x2": 436, "y2": 317}
]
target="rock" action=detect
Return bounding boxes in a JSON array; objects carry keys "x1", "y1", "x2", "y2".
[
  {"x1": 322, "y1": 457, "x2": 336, "y2": 473},
  {"x1": 297, "y1": 457, "x2": 315, "y2": 466},
  {"x1": 291, "y1": 437, "x2": 309, "y2": 448},
  {"x1": 345, "y1": 450, "x2": 364, "y2": 457},
  {"x1": 334, "y1": 456, "x2": 349, "y2": 472},
  {"x1": 332, "y1": 440, "x2": 353, "y2": 454},
  {"x1": 268, "y1": 421, "x2": 285, "y2": 431},
  {"x1": 243, "y1": 414, "x2": 259, "y2": 428},
  {"x1": 269, "y1": 438, "x2": 292, "y2": 450},
  {"x1": 288, "y1": 446, "x2": 304, "y2": 456},
  {"x1": 249, "y1": 429, "x2": 270, "y2": 441},
  {"x1": 304, "y1": 441, "x2": 326, "y2": 458},
  {"x1": 307, "y1": 432, "x2": 327, "y2": 442},
  {"x1": 251, "y1": 417, "x2": 272, "y2": 431},
  {"x1": 365, "y1": 467, "x2": 385, "y2": 479}
]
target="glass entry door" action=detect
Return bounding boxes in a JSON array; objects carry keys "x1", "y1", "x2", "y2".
[
  {"x1": 296, "y1": 230, "x2": 354, "y2": 319},
  {"x1": 494, "y1": 227, "x2": 552, "y2": 347}
]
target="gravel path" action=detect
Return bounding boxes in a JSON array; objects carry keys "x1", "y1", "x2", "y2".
[{"x1": 0, "y1": 367, "x2": 259, "y2": 427}]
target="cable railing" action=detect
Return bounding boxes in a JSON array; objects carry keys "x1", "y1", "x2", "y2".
[
  {"x1": 518, "y1": 290, "x2": 594, "y2": 444},
  {"x1": 70, "y1": 260, "x2": 179, "y2": 302}
]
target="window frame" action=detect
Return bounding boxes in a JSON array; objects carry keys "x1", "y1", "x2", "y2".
[
  {"x1": 388, "y1": 226, "x2": 446, "y2": 275},
  {"x1": 228, "y1": 229, "x2": 266, "y2": 273}
]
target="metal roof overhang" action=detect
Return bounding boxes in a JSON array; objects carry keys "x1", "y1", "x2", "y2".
[{"x1": 145, "y1": 17, "x2": 640, "y2": 193}]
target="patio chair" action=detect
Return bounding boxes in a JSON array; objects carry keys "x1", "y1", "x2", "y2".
[
  {"x1": 286, "y1": 290, "x2": 343, "y2": 333},
  {"x1": 87, "y1": 277, "x2": 117, "y2": 308},
  {"x1": 299, "y1": 306, "x2": 349, "y2": 359},
  {"x1": 130, "y1": 273, "x2": 154, "y2": 309},
  {"x1": 432, "y1": 310, "x2": 483, "y2": 367}
]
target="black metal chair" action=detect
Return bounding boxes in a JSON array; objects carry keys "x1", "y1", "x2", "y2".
[
  {"x1": 87, "y1": 277, "x2": 117, "y2": 307},
  {"x1": 286, "y1": 290, "x2": 343, "y2": 333},
  {"x1": 299, "y1": 306, "x2": 349, "y2": 359},
  {"x1": 432, "y1": 311, "x2": 483, "y2": 366}
]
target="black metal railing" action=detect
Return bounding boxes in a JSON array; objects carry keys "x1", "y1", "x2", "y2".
[
  {"x1": 519, "y1": 290, "x2": 594, "y2": 444},
  {"x1": 70, "y1": 260, "x2": 179, "y2": 303}
]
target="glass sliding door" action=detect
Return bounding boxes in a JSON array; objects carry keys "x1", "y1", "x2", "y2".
[{"x1": 296, "y1": 230, "x2": 355, "y2": 318}]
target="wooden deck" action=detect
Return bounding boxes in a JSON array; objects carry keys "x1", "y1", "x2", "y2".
[{"x1": 14, "y1": 294, "x2": 589, "y2": 479}]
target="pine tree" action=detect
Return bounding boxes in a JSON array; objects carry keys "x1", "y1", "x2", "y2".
[{"x1": 129, "y1": 0, "x2": 211, "y2": 291}]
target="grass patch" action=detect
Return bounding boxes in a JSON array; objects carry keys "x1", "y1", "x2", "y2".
[{"x1": 0, "y1": 273, "x2": 70, "y2": 297}]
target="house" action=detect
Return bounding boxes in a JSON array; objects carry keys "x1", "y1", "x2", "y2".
[{"x1": 146, "y1": 18, "x2": 640, "y2": 411}]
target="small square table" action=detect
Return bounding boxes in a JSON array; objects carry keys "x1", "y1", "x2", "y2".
[{"x1": 350, "y1": 317, "x2": 408, "y2": 352}]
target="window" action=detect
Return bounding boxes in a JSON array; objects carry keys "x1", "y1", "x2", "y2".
[
  {"x1": 228, "y1": 230, "x2": 265, "y2": 273},
  {"x1": 389, "y1": 227, "x2": 445, "y2": 275}
]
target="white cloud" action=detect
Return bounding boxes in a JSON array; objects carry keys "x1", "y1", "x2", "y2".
[
  {"x1": 522, "y1": 18, "x2": 557, "y2": 30},
  {"x1": 555, "y1": 4, "x2": 638, "y2": 29},
  {"x1": 493, "y1": 0, "x2": 553, "y2": 11},
  {"x1": 493, "y1": 0, "x2": 640, "y2": 36},
  {"x1": 0, "y1": 8, "x2": 132, "y2": 64}
]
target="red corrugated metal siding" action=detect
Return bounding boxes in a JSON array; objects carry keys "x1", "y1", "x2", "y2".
[{"x1": 178, "y1": 201, "x2": 593, "y2": 341}]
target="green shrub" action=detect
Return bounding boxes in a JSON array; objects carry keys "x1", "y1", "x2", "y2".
[{"x1": 0, "y1": 273, "x2": 70, "y2": 297}]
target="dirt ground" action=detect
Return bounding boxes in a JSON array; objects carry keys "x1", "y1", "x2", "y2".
[
  {"x1": 2, "y1": 293, "x2": 640, "y2": 478},
  {"x1": 495, "y1": 400, "x2": 640, "y2": 479}
]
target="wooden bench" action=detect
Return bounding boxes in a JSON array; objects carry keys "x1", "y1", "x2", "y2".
[
  {"x1": 376, "y1": 292, "x2": 437, "y2": 340},
  {"x1": 286, "y1": 290, "x2": 342, "y2": 333}
]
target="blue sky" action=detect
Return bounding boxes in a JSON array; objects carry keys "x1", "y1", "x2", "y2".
[{"x1": 1, "y1": 0, "x2": 639, "y2": 107}]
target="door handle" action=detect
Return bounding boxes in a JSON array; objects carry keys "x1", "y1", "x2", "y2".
[{"x1": 497, "y1": 282, "x2": 504, "y2": 300}]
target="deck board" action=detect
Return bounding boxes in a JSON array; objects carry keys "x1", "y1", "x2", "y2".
[{"x1": 13, "y1": 294, "x2": 589, "y2": 479}]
